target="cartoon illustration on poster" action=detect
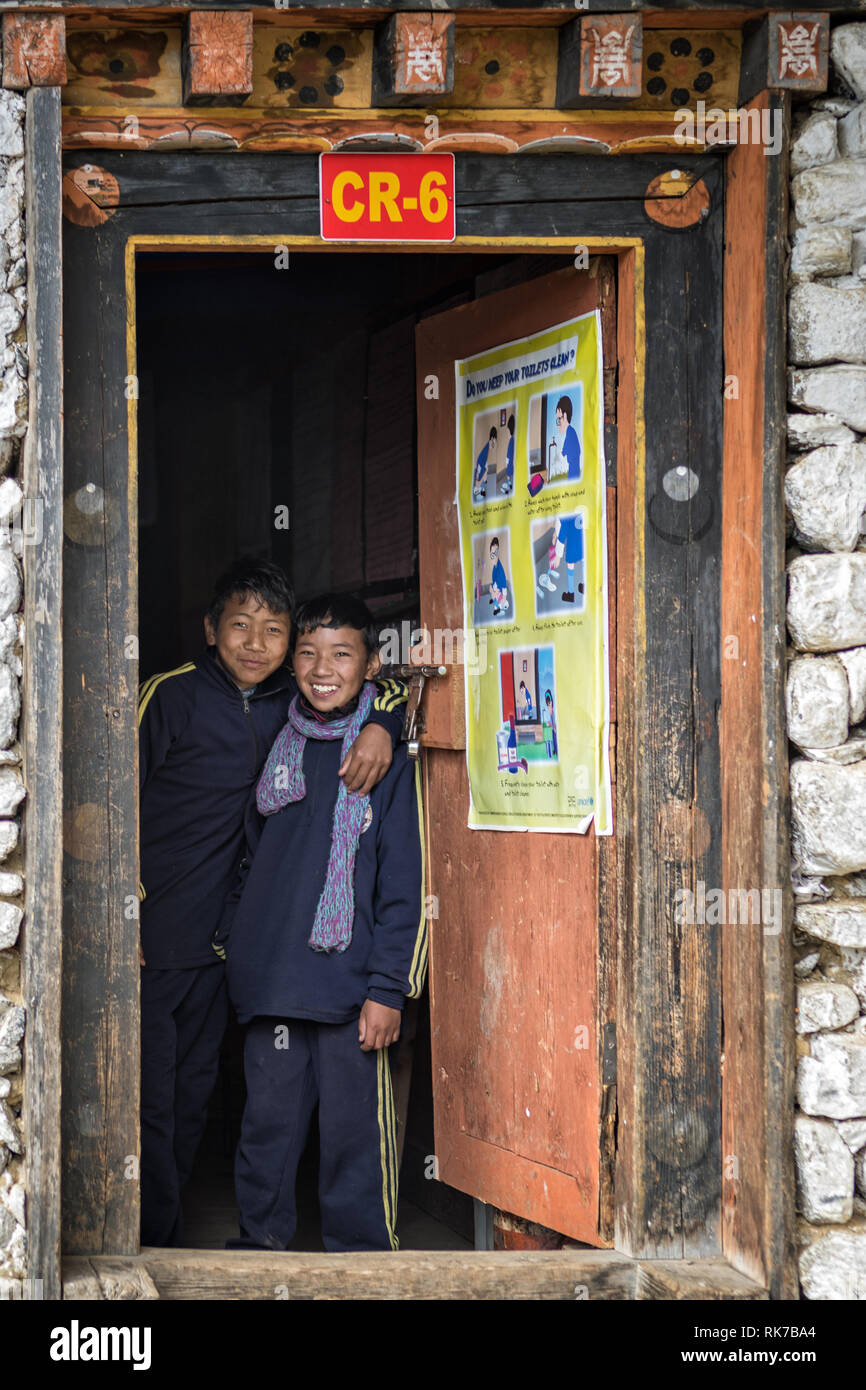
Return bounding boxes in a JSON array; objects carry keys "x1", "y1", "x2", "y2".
[{"x1": 455, "y1": 313, "x2": 611, "y2": 834}]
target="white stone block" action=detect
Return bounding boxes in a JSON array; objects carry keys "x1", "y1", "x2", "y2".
[
  {"x1": 833, "y1": 23, "x2": 866, "y2": 102},
  {"x1": 791, "y1": 110, "x2": 838, "y2": 173},
  {"x1": 0, "y1": 821, "x2": 18, "y2": 863},
  {"x1": 0, "y1": 480, "x2": 21, "y2": 528},
  {"x1": 839, "y1": 102, "x2": 866, "y2": 157},
  {"x1": 0, "y1": 769, "x2": 23, "y2": 820},
  {"x1": 798, "y1": 730, "x2": 866, "y2": 765},
  {"x1": 786, "y1": 442, "x2": 866, "y2": 552},
  {"x1": 789, "y1": 282, "x2": 866, "y2": 365},
  {"x1": 797, "y1": 979, "x2": 861, "y2": 1032},
  {"x1": 0, "y1": 903, "x2": 22, "y2": 951},
  {"x1": 798, "y1": 1031, "x2": 866, "y2": 1118},
  {"x1": 799, "y1": 1220, "x2": 866, "y2": 1298},
  {"x1": 787, "y1": 412, "x2": 856, "y2": 451},
  {"x1": 838, "y1": 646, "x2": 866, "y2": 723},
  {"x1": 788, "y1": 554, "x2": 866, "y2": 651},
  {"x1": 0, "y1": 665, "x2": 20, "y2": 750},
  {"x1": 0, "y1": 96, "x2": 23, "y2": 159},
  {"x1": 0, "y1": 873, "x2": 22, "y2": 897},
  {"x1": 789, "y1": 365, "x2": 866, "y2": 433},
  {"x1": 792, "y1": 159, "x2": 866, "y2": 232},
  {"x1": 795, "y1": 1116, "x2": 855, "y2": 1222},
  {"x1": 791, "y1": 225, "x2": 852, "y2": 280},
  {"x1": 837, "y1": 1119, "x2": 866, "y2": 1154},
  {"x1": 0, "y1": 550, "x2": 19, "y2": 623},
  {"x1": 787, "y1": 655, "x2": 849, "y2": 747},
  {"x1": 798, "y1": 900, "x2": 866, "y2": 948},
  {"x1": 791, "y1": 761, "x2": 866, "y2": 873}
]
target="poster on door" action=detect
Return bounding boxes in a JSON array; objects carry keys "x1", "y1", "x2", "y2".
[{"x1": 454, "y1": 311, "x2": 612, "y2": 834}]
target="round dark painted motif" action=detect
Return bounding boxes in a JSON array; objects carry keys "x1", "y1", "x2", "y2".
[
  {"x1": 670, "y1": 38, "x2": 692, "y2": 57},
  {"x1": 647, "y1": 52, "x2": 665, "y2": 71},
  {"x1": 647, "y1": 77, "x2": 667, "y2": 95}
]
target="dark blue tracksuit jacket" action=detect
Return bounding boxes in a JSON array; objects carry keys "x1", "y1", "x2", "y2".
[
  {"x1": 218, "y1": 738, "x2": 428, "y2": 1024},
  {"x1": 138, "y1": 650, "x2": 406, "y2": 969}
]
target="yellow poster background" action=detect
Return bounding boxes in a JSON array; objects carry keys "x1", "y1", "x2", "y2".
[{"x1": 455, "y1": 312, "x2": 612, "y2": 834}]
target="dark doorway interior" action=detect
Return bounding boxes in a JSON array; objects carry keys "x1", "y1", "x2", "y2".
[{"x1": 136, "y1": 248, "x2": 570, "y2": 1251}]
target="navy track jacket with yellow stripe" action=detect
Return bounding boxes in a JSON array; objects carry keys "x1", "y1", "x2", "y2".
[
  {"x1": 138, "y1": 649, "x2": 407, "y2": 969},
  {"x1": 217, "y1": 738, "x2": 428, "y2": 1024}
]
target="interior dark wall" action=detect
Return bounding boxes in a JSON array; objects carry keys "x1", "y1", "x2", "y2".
[{"x1": 136, "y1": 250, "x2": 569, "y2": 679}]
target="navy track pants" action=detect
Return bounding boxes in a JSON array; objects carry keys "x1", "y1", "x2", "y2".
[
  {"x1": 235, "y1": 1016, "x2": 399, "y2": 1252},
  {"x1": 140, "y1": 962, "x2": 229, "y2": 1247}
]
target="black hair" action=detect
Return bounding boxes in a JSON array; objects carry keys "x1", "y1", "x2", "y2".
[
  {"x1": 206, "y1": 557, "x2": 294, "y2": 629},
  {"x1": 519, "y1": 681, "x2": 527, "y2": 690},
  {"x1": 489, "y1": 427, "x2": 498, "y2": 441},
  {"x1": 545, "y1": 689, "x2": 553, "y2": 705},
  {"x1": 292, "y1": 592, "x2": 379, "y2": 658},
  {"x1": 507, "y1": 414, "x2": 515, "y2": 434},
  {"x1": 556, "y1": 395, "x2": 573, "y2": 424},
  {"x1": 490, "y1": 537, "x2": 499, "y2": 550}
]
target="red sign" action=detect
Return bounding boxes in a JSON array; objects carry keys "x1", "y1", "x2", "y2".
[{"x1": 319, "y1": 153, "x2": 455, "y2": 243}]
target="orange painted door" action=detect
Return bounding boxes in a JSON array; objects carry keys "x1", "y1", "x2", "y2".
[{"x1": 415, "y1": 266, "x2": 615, "y2": 1246}]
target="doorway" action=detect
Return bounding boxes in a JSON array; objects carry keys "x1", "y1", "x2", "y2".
[{"x1": 135, "y1": 248, "x2": 575, "y2": 1250}]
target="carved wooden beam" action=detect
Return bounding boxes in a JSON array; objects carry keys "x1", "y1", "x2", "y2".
[
  {"x1": 738, "y1": 12, "x2": 829, "y2": 105},
  {"x1": 1, "y1": 15, "x2": 67, "y2": 90},
  {"x1": 556, "y1": 14, "x2": 643, "y2": 110},
  {"x1": 182, "y1": 11, "x2": 253, "y2": 107},
  {"x1": 372, "y1": 13, "x2": 455, "y2": 108}
]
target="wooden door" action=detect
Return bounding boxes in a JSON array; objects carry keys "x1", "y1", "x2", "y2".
[{"x1": 416, "y1": 265, "x2": 616, "y2": 1246}]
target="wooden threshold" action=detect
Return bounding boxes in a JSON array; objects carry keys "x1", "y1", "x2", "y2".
[{"x1": 63, "y1": 1249, "x2": 769, "y2": 1301}]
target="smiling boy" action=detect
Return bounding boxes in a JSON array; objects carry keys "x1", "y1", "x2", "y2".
[
  {"x1": 217, "y1": 593, "x2": 427, "y2": 1252},
  {"x1": 138, "y1": 560, "x2": 405, "y2": 1248}
]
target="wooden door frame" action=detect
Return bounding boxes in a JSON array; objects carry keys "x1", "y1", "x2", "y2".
[{"x1": 23, "y1": 133, "x2": 791, "y2": 1298}]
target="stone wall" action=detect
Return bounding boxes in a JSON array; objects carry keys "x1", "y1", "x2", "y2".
[
  {"x1": 787, "y1": 22, "x2": 866, "y2": 1301},
  {"x1": 0, "y1": 86, "x2": 27, "y2": 1285}
]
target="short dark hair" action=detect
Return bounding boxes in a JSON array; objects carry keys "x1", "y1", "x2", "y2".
[
  {"x1": 206, "y1": 557, "x2": 294, "y2": 629},
  {"x1": 507, "y1": 413, "x2": 515, "y2": 434},
  {"x1": 292, "y1": 592, "x2": 379, "y2": 658},
  {"x1": 556, "y1": 396, "x2": 573, "y2": 424},
  {"x1": 490, "y1": 537, "x2": 499, "y2": 550},
  {"x1": 489, "y1": 427, "x2": 498, "y2": 441}
]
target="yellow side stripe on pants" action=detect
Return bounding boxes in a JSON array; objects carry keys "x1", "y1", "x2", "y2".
[{"x1": 377, "y1": 1049, "x2": 399, "y2": 1250}]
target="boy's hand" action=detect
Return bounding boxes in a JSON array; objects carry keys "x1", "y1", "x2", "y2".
[
  {"x1": 358, "y1": 999, "x2": 401, "y2": 1052},
  {"x1": 340, "y1": 723, "x2": 392, "y2": 796}
]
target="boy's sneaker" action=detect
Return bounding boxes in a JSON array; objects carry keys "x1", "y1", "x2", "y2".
[
  {"x1": 493, "y1": 607, "x2": 501, "y2": 617},
  {"x1": 578, "y1": 582, "x2": 584, "y2": 595},
  {"x1": 562, "y1": 591, "x2": 575, "y2": 603}
]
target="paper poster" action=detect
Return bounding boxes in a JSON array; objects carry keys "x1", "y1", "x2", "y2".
[{"x1": 455, "y1": 312, "x2": 612, "y2": 834}]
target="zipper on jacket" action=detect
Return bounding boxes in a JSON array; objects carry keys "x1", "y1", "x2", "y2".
[{"x1": 243, "y1": 696, "x2": 259, "y2": 767}]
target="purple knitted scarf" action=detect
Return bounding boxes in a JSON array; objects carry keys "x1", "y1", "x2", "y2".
[{"x1": 256, "y1": 682, "x2": 377, "y2": 953}]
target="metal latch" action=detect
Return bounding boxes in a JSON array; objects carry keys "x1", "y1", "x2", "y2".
[{"x1": 387, "y1": 663, "x2": 446, "y2": 760}]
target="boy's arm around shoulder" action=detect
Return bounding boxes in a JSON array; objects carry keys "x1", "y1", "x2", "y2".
[
  {"x1": 365, "y1": 751, "x2": 428, "y2": 1011},
  {"x1": 339, "y1": 677, "x2": 408, "y2": 795}
]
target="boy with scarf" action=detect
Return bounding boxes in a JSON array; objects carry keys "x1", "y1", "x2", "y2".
[
  {"x1": 139, "y1": 560, "x2": 406, "y2": 1248},
  {"x1": 216, "y1": 594, "x2": 427, "y2": 1252}
]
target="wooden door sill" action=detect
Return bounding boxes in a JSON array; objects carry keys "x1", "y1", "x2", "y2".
[{"x1": 62, "y1": 1249, "x2": 769, "y2": 1301}]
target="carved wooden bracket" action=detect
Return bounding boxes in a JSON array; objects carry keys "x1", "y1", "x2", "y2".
[{"x1": 2, "y1": 14, "x2": 67, "y2": 90}]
